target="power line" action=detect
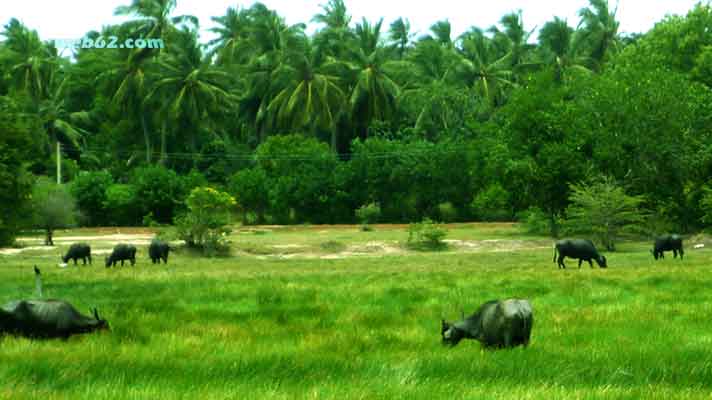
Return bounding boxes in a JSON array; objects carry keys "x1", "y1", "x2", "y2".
[{"x1": 75, "y1": 145, "x2": 474, "y2": 162}]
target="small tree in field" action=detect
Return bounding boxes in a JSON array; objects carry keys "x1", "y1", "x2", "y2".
[
  {"x1": 175, "y1": 187, "x2": 236, "y2": 256},
  {"x1": 31, "y1": 177, "x2": 78, "y2": 246},
  {"x1": 563, "y1": 177, "x2": 647, "y2": 251},
  {"x1": 355, "y1": 202, "x2": 381, "y2": 231}
]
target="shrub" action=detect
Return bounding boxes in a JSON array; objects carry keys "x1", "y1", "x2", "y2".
[
  {"x1": 701, "y1": 185, "x2": 712, "y2": 227},
  {"x1": 130, "y1": 165, "x2": 182, "y2": 224},
  {"x1": 563, "y1": 177, "x2": 648, "y2": 251},
  {"x1": 355, "y1": 202, "x2": 381, "y2": 231},
  {"x1": 69, "y1": 170, "x2": 113, "y2": 226},
  {"x1": 175, "y1": 187, "x2": 236, "y2": 256},
  {"x1": 471, "y1": 183, "x2": 511, "y2": 221},
  {"x1": 103, "y1": 184, "x2": 140, "y2": 226},
  {"x1": 407, "y1": 218, "x2": 447, "y2": 250},
  {"x1": 518, "y1": 207, "x2": 562, "y2": 237},
  {"x1": 437, "y1": 202, "x2": 458, "y2": 223},
  {"x1": 228, "y1": 168, "x2": 269, "y2": 224}
]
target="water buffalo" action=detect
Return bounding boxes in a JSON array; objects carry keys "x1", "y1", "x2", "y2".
[
  {"x1": 61, "y1": 243, "x2": 92, "y2": 265},
  {"x1": 0, "y1": 299, "x2": 108, "y2": 339},
  {"x1": 554, "y1": 239, "x2": 607, "y2": 269},
  {"x1": 105, "y1": 244, "x2": 136, "y2": 268},
  {"x1": 652, "y1": 234, "x2": 684, "y2": 260},
  {"x1": 441, "y1": 299, "x2": 533, "y2": 348},
  {"x1": 148, "y1": 239, "x2": 170, "y2": 264}
]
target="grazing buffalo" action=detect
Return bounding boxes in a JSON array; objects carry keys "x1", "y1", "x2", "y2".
[
  {"x1": 148, "y1": 239, "x2": 170, "y2": 264},
  {"x1": 554, "y1": 239, "x2": 607, "y2": 269},
  {"x1": 441, "y1": 299, "x2": 533, "y2": 348},
  {"x1": 105, "y1": 244, "x2": 136, "y2": 268},
  {"x1": 0, "y1": 299, "x2": 108, "y2": 339},
  {"x1": 652, "y1": 234, "x2": 684, "y2": 260},
  {"x1": 61, "y1": 243, "x2": 92, "y2": 265}
]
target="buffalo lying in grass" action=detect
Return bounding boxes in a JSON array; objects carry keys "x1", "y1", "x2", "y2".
[
  {"x1": 105, "y1": 244, "x2": 136, "y2": 268},
  {"x1": 148, "y1": 239, "x2": 170, "y2": 264},
  {"x1": 553, "y1": 239, "x2": 607, "y2": 269},
  {"x1": 652, "y1": 234, "x2": 684, "y2": 260},
  {"x1": 62, "y1": 243, "x2": 92, "y2": 265},
  {"x1": 441, "y1": 299, "x2": 533, "y2": 349},
  {"x1": 0, "y1": 299, "x2": 108, "y2": 339}
]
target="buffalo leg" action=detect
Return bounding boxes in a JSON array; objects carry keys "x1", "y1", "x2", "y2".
[
  {"x1": 557, "y1": 255, "x2": 566, "y2": 269},
  {"x1": 588, "y1": 259, "x2": 594, "y2": 268},
  {"x1": 578, "y1": 259, "x2": 583, "y2": 268},
  {"x1": 680, "y1": 248, "x2": 684, "y2": 259}
]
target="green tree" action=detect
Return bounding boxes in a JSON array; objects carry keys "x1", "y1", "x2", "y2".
[
  {"x1": 538, "y1": 17, "x2": 591, "y2": 83},
  {"x1": 388, "y1": 18, "x2": 414, "y2": 59},
  {"x1": 0, "y1": 95, "x2": 38, "y2": 246},
  {"x1": 175, "y1": 187, "x2": 236, "y2": 255},
  {"x1": 31, "y1": 177, "x2": 78, "y2": 246},
  {"x1": 69, "y1": 170, "x2": 114, "y2": 226},
  {"x1": 228, "y1": 168, "x2": 269, "y2": 224},
  {"x1": 262, "y1": 45, "x2": 346, "y2": 150},
  {"x1": 564, "y1": 177, "x2": 648, "y2": 251},
  {"x1": 146, "y1": 27, "x2": 235, "y2": 164},
  {"x1": 576, "y1": 0, "x2": 620, "y2": 70}
]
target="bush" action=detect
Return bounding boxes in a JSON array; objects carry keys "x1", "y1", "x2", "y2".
[
  {"x1": 355, "y1": 202, "x2": 381, "y2": 231},
  {"x1": 563, "y1": 177, "x2": 648, "y2": 251},
  {"x1": 471, "y1": 183, "x2": 511, "y2": 221},
  {"x1": 518, "y1": 207, "x2": 562, "y2": 236},
  {"x1": 130, "y1": 165, "x2": 182, "y2": 224},
  {"x1": 228, "y1": 168, "x2": 269, "y2": 224},
  {"x1": 103, "y1": 184, "x2": 140, "y2": 226},
  {"x1": 701, "y1": 185, "x2": 712, "y2": 227},
  {"x1": 69, "y1": 170, "x2": 113, "y2": 226},
  {"x1": 175, "y1": 187, "x2": 236, "y2": 256},
  {"x1": 407, "y1": 218, "x2": 447, "y2": 250},
  {"x1": 437, "y1": 202, "x2": 458, "y2": 223}
]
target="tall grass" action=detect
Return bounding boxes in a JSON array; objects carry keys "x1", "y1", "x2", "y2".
[{"x1": 1, "y1": 226, "x2": 712, "y2": 399}]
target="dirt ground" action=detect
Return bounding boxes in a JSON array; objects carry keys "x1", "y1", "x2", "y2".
[{"x1": 0, "y1": 225, "x2": 552, "y2": 259}]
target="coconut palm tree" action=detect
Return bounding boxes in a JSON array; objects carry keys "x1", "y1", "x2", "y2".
[
  {"x1": 1, "y1": 18, "x2": 57, "y2": 102},
  {"x1": 312, "y1": 0, "x2": 356, "y2": 60},
  {"x1": 450, "y1": 27, "x2": 515, "y2": 108},
  {"x1": 145, "y1": 28, "x2": 236, "y2": 164},
  {"x1": 538, "y1": 17, "x2": 591, "y2": 83},
  {"x1": 207, "y1": 6, "x2": 254, "y2": 66},
  {"x1": 388, "y1": 17, "x2": 414, "y2": 59},
  {"x1": 577, "y1": 0, "x2": 621, "y2": 71},
  {"x1": 343, "y1": 18, "x2": 401, "y2": 140},
  {"x1": 261, "y1": 43, "x2": 346, "y2": 150}
]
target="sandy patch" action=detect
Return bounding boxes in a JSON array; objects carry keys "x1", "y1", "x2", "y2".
[
  {"x1": 271, "y1": 244, "x2": 306, "y2": 249},
  {"x1": 0, "y1": 246, "x2": 59, "y2": 255}
]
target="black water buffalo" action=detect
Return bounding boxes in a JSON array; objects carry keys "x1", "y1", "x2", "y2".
[
  {"x1": 652, "y1": 234, "x2": 684, "y2": 260},
  {"x1": 441, "y1": 299, "x2": 533, "y2": 348},
  {"x1": 148, "y1": 239, "x2": 170, "y2": 264},
  {"x1": 554, "y1": 239, "x2": 607, "y2": 269},
  {"x1": 105, "y1": 244, "x2": 136, "y2": 268},
  {"x1": 0, "y1": 299, "x2": 108, "y2": 339},
  {"x1": 61, "y1": 243, "x2": 92, "y2": 265}
]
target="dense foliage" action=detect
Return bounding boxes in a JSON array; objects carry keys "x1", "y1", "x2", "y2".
[{"x1": 1, "y1": 1, "x2": 711, "y2": 241}]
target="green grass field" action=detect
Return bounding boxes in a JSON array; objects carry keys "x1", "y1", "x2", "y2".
[{"x1": 1, "y1": 224, "x2": 712, "y2": 399}]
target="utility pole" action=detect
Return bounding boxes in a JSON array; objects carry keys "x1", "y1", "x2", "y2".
[{"x1": 56, "y1": 141, "x2": 61, "y2": 184}]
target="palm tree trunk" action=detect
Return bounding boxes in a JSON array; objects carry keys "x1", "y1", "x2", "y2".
[
  {"x1": 160, "y1": 119, "x2": 167, "y2": 165},
  {"x1": 140, "y1": 113, "x2": 152, "y2": 164}
]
